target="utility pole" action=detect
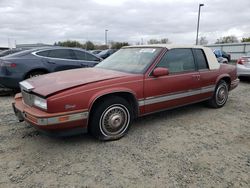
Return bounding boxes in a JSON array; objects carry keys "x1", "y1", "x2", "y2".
[{"x1": 196, "y1": 3, "x2": 204, "y2": 45}]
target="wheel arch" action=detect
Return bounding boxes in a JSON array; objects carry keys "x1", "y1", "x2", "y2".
[
  {"x1": 88, "y1": 90, "x2": 139, "y2": 125},
  {"x1": 24, "y1": 68, "x2": 49, "y2": 79},
  {"x1": 216, "y1": 75, "x2": 231, "y2": 89}
]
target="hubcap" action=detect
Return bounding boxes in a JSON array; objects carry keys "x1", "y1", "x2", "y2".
[
  {"x1": 216, "y1": 84, "x2": 228, "y2": 105},
  {"x1": 100, "y1": 104, "x2": 130, "y2": 137}
]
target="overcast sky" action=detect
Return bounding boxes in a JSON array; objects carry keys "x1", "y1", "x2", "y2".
[{"x1": 0, "y1": 0, "x2": 250, "y2": 47}]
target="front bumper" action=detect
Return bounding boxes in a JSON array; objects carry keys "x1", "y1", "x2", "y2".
[
  {"x1": 13, "y1": 93, "x2": 89, "y2": 135},
  {"x1": 0, "y1": 73, "x2": 23, "y2": 89}
]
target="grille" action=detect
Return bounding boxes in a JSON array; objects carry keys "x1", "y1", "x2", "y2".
[{"x1": 21, "y1": 90, "x2": 34, "y2": 106}]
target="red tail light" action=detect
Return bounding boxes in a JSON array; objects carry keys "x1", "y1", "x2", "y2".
[
  {"x1": 0, "y1": 61, "x2": 17, "y2": 68},
  {"x1": 237, "y1": 58, "x2": 246, "y2": 65}
]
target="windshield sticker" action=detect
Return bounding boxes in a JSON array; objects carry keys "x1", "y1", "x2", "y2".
[{"x1": 139, "y1": 49, "x2": 156, "y2": 53}]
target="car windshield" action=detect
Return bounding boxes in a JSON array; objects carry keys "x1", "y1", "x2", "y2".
[{"x1": 96, "y1": 47, "x2": 162, "y2": 74}]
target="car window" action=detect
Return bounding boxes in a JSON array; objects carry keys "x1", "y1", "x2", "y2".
[
  {"x1": 36, "y1": 50, "x2": 49, "y2": 57},
  {"x1": 45, "y1": 49, "x2": 76, "y2": 60},
  {"x1": 193, "y1": 49, "x2": 208, "y2": 70},
  {"x1": 157, "y1": 48, "x2": 196, "y2": 73},
  {"x1": 74, "y1": 50, "x2": 100, "y2": 61},
  {"x1": 96, "y1": 48, "x2": 162, "y2": 74}
]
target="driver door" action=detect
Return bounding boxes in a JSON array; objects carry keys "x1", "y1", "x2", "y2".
[{"x1": 143, "y1": 48, "x2": 202, "y2": 114}]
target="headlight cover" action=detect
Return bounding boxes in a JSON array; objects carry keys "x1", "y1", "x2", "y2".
[{"x1": 34, "y1": 96, "x2": 47, "y2": 110}]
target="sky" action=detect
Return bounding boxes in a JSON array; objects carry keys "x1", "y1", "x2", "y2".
[{"x1": 0, "y1": 0, "x2": 250, "y2": 47}]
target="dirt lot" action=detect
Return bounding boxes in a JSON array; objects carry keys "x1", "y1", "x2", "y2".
[{"x1": 0, "y1": 81, "x2": 249, "y2": 188}]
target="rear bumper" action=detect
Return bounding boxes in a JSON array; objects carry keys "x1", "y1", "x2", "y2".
[
  {"x1": 237, "y1": 64, "x2": 250, "y2": 77},
  {"x1": 230, "y1": 78, "x2": 239, "y2": 91},
  {"x1": 13, "y1": 94, "x2": 88, "y2": 135}
]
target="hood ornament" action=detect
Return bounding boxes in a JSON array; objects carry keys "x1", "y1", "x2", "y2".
[{"x1": 19, "y1": 81, "x2": 34, "y2": 92}]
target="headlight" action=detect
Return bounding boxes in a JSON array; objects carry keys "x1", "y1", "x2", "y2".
[{"x1": 34, "y1": 96, "x2": 47, "y2": 110}]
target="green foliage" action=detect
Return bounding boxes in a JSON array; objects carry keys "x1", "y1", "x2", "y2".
[
  {"x1": 110, "y1": 42, "x2": 129, "y2": 49},
  {"x1": 215, "y1": 35, "x2": 239, "y2": 44},
  {"x1": 199, "y1": 37, "x2": 208, "y2": 45},
  {"x1": 241, "y1": 37, "x2": 250, "y2": 42},
  {"x1": 83, "y1": 41, "x2": 95, "y2": 50},
  {"x1": 147, "y1": 38, "x2": 170, "y2": 44},
  {"x1": 54, "y1": 40, "x2": 83, "y2": 48},
  {"x1": 54, "y1": 40, "x2": 130, "y2": 50}
]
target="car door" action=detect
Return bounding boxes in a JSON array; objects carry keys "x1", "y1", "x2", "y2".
[
  {"x1": 72, "y1": 50, "x2": 101, "y2": 67},
  {"x1": 38, "y1": 49, "x2": 82, "y2": 71},
  {"x1": 193, "y1": 48, "x2": 217, "y2": 99},
  {"x1": 143, "y1": 48, "x2": 202, "y2": 114}
]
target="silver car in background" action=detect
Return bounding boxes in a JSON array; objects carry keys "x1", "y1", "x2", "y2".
[{"x1": 237, "y1": 53, "x2": 250, "y2": 78}]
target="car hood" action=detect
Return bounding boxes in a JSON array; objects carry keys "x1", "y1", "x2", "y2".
[{"x1": 23, "y1": 68, "x2": 130, "y2": 97}]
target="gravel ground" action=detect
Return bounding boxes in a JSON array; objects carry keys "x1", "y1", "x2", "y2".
[{"x1": 0, "y1": 80, "x2": 249, "y2": 188}]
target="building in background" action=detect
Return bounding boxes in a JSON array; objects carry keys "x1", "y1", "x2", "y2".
[{"x1": 16, "y1": 43, "x2": 53, "y2": 49}]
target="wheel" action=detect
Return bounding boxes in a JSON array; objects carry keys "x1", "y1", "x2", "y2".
[
  {"x1": 208, "y1": 80, "x2": 229, "y2": 108},
  {"x1": 27, "y1": 71, "x2": 46, "y2": 78},
  {"x1": 89, "y1": 96, "x2": 133, "y2": 141}
]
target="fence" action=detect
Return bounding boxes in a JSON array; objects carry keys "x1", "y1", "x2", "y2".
[{"x1": 205, "y1": 42, "x2": 250, "y2": 60}]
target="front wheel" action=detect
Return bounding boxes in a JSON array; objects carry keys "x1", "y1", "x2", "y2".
[
  {"x1": 208, "y1": 80, "x2": 229, "y2": 108},
  {"x1": 89, "y1": 96, "x2": 133, "y2": 141}
]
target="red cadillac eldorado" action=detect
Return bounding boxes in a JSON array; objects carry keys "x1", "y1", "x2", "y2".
[{"x1": 13, "y1": 45, "x2": 239, "y2": 141}]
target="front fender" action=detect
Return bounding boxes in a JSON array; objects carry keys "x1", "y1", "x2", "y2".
[{"x1": 88, "y1": 87, "x2": 138, "y2": 111}]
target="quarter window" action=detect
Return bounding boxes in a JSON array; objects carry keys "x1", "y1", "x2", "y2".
[
  {"x1": 36, "y1": 50, "x2": 49, "y2": 57},
  {"x1": 45, "y1": 49, "x2": 76, "y2": 60},
  {"x1": 157, "y1": 48, "x2": 196, "y2": 73},
  {"x1": 73, "y1": 50, "x2": 100, "y2": 61},
  {"x1": 193, "y1": 49, "x2": 208, "y2": 70}
]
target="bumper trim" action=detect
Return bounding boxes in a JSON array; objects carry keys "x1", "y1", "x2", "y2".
[{"x1": 24, "y1": 111, "x2": 89, "y2": 126}]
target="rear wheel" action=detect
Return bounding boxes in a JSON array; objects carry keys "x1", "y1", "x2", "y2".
[
  {"x1": 208, "y1": 80, "x2": 229, "y2": 108},
  {"x1": 89, "y1": 96, "x2": 133, "y2": 141}
]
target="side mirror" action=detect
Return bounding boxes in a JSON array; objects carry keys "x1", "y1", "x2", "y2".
[{"x1": 152, "y1": 67, "x2": 169, "y2": 77}]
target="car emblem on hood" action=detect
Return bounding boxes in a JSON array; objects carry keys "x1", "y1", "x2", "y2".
[
  {"x1": 19, "y1": 81, "x2": 34, "y2": 92},
  {"x1": 65, "y1": 104, "x2": 76, "y2": 110}
]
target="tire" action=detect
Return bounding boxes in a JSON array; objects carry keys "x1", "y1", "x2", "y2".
[
  {"x1": 26, "y1": 71, "x2": 46, "y2": 78},
  {"x1": 208, "y1": 80, "x2": 229, "y2": 108},
  {"x1": 89, "y1": 96, "x2": 133, "y2": 141}
]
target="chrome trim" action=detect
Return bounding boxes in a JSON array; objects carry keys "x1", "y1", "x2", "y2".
[
  {"x1": 27, "y1": 111, "x2": 89, "y2": 126},
  {"x1": 20, "y1": 81, "x2": 34, "y2": 92},
  {"x1": 139, "y1": 85, "x2": 215, "y2": 106}
]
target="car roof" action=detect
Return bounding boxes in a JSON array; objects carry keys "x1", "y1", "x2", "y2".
[
  {"x1": 124, "y1": 44, "x2": 210, "y2": 50},
  {"x1": 2, "y1": 46, "x2": 89, "y2": 58}
]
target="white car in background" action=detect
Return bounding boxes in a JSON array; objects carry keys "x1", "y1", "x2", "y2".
[{"x1": 236, "y1": 53, "x2": 250, "y2": 78}]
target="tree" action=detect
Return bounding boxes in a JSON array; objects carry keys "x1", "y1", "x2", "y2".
[
  {"x1": 241, "y1": 37, "x2": 250, "y2": 42},
  {"x1": 147, "y1": 38, "x2": 170, "y2": 44},
  {"x1": 83, "y1": 41, "x2": 95, "y2": 50},
  {"x1": 110, "y1": 42, "x2": 129, "y2": 49},
  {"x1": 199, "y1": 37, "x2": 208, "y2": 45},
  {"x1": 215, "y1": 35, "x2": 239, "y2": 44},
  {"x1": 54, "y1": 40, "x2": 83, "y2": 48}
]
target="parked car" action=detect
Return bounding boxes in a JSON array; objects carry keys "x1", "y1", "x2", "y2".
[
  {"x1": 13, "y1": 45, "x2": 239, "y2": 141},
  {"x1": 213, "y1": 49, "x2": 231, "y2": 62},
  {"x1": 0, "y1": 47, "x2": 102, "y2": 90},
  {"x1": 0, "y1": 48, "x2": 25, "y2": 57},
  {"x1": 236, "y1": 53, "x2": 250, "y2": 78},
  {"x1": 217, "y1": 56, "x2": 228, "y2": 64},
  {"x1": 97, "y1": 49, "x2": 117, "y2": 59}
]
